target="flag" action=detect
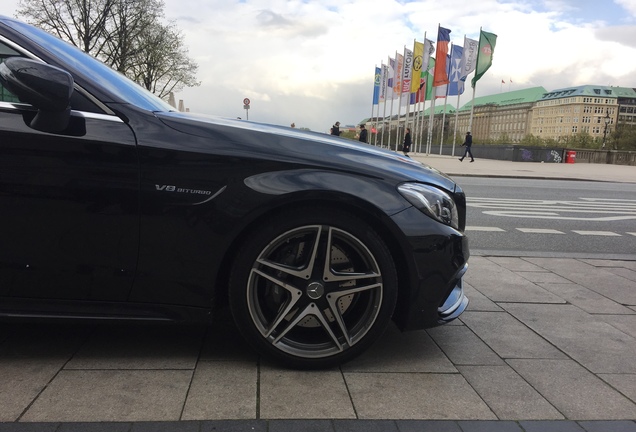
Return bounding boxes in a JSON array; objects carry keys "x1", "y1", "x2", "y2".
[
  {"x1": 447, "y1": 44, "x2": 463, "y2": 96},
  {"x1": 373, "y1": 67, "x2": 381, "y2": 104},
  {"x1": 394, "y1": 53, "x2": 404, "y2": 96},
  {"x1": 411, "y1": 41, "x2": 424, "y2": 94},
  {"x1": 471, "y1": 30, "x2": 497, "y2": 88},
  {"x1": 379, "y1": 63, "x2": 388, "y2": 102},
  {"x1": 425, "y1": 57, "x2": 436, "y2": 101},
  {"x1": 402, "y1": 48, "x2": 414, "y2": 95},
  {"x1": 458, "y1": 36, "x2": 478, "y2": 93},
  {"x1": 433, "y1": 26, "x2": 451, "y2": 87},
  {"x1": 415, "y1": 39, "x2": 435, "y2": 103},
  {"x1": 387, "y1": 56, "x2": 395, "y2": 100}
]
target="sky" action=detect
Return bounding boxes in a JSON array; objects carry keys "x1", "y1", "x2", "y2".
[{"x1": 2, "y1": 0, "x2": 636, "y2": 133}]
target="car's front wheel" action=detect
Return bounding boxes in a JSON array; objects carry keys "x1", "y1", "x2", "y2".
[{"x1": 228, "y1": 208, "x2": 398, "y2": 369}]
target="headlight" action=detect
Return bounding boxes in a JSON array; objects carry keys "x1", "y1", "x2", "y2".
[{"x1": 398, "y1": 183, "x2": 459, "y2": 229}]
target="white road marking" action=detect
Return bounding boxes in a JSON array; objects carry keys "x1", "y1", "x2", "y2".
[
  {"x1": 516, "y1": 228, "x2": 565, "y2": 234},
  {"x1": 469, "y1": 197, "x2": 636, "y2": 221},
  {"x1": 466, "y1": 226, "x2": 506, "y2": 232},
  {"x1": 571, "y1": 231, "x2": 622, "y2": 236},
  {"x1": 628, "y1": 232, "x2": 636, "y2": 237}
]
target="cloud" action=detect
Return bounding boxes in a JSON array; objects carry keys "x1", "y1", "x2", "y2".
[{"x1": 3, "y1": 0, "x2": 635, "y2": 132}]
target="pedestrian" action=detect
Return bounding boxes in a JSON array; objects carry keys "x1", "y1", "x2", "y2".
[
  {"x1": 403, "y1": 127, "x2": 411, "y2": 157},
  {"x1": 359, "y1": 124, "x2": 368, "y2": 143},
  {"x1": 331, "y1": 121, "x2": 341, "y2": 136},
  {"x1": 459, "y1": 131, "x2": 474, "y2": 162}
]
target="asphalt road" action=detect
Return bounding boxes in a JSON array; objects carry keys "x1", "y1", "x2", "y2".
[{"x1": 457, "y1": 177, "x2": 636, "y2": 258}]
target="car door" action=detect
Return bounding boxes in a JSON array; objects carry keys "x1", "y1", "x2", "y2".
[{"x1": 0, "y1": 46, "x2": 139, "y2": 302}]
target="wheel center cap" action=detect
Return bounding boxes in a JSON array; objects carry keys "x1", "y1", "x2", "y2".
[{"x1": 306, "y1": 282, "x2": 325, "y2": 300}]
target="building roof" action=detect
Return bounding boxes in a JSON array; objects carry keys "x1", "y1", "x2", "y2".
[
  {"x1": 458, "y1": 86, "x2": 547, "y2": 112},
  {"x1": 538, "y1": 85, "x2": 636, "y2": 101}
]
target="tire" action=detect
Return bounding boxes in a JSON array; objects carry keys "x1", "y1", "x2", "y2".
[{"x1": 228, "y1": 207, "x2": 398, "y2": 369}]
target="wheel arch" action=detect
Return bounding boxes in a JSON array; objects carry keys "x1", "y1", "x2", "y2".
[{"x1": 212, "y1": 191, "x2": 413, "y2": 318}]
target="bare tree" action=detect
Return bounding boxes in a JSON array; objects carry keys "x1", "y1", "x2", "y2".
[
  {"x1": 17, "y1": 0, "x2": 199, "y2": 99},
  {"x1": 129, "y1": 21, "x2": 200, "y2": 98},
  {"x1": 18, "y1": 0, "x2": 115, "y2": 55}
]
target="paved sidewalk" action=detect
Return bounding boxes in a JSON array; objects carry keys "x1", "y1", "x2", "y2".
[
  {"x1": 1, "y1": 158, "x2": 635, "y2": 432},
  {"x1": 411, "y1": 153, "x2": 636, "y2": 183}
]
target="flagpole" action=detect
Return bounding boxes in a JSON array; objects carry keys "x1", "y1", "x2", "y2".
[
  {"x1": 388, "y1": 52, "x2": 397, "y2": 151},
  {"x1": 439, "y1": 42, "x2": 453, "y2": 154},
  {"x1": 414, "y1": 32, "x2": 426, "y2": 154},
  {"x1": 370, "y1": 65, "x2": 377, "y2": 145}
]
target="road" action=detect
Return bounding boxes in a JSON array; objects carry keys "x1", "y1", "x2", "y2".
[{"x1": 456, "y1": 177, "x2": 636, "y2": 259}]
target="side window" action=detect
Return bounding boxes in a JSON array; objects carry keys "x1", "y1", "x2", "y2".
[
  {"x1": 0, "y1": 42, "x2": 21, "y2": 103},
  {"x1": 0, "y1": 41, "x2": 105, "y2": 113}
]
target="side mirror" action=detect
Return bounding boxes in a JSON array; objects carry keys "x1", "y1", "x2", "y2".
[{"x1": 0, "y1": 57, "x2": 73, "y2": 132}]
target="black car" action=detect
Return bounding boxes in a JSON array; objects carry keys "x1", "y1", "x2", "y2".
[{"x1": 0, "y1": 15, "x2": 469, "y2": 369}]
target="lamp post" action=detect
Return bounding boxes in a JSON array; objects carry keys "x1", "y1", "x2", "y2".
[{"x1": 602, "y1": 111, "x2": 610, "y2": 148}]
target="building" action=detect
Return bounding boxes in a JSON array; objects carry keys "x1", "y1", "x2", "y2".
[{"x1": 450, "y1": 87, "x2": 547, "y2": 143}]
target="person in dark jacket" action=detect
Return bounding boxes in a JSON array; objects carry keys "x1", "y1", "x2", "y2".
[
  {"x1": 403, "y1": 127, "x2": 411, "y2": 156},
  {"x1": 459, "y1": 131, "x2": 474, "y2": 162},
  {"x1": 359, "y1": 124, "x2": 368, "y2": 143},
  {"x1": 331, "y1": 121, "x2": 341, "y2": 136}
]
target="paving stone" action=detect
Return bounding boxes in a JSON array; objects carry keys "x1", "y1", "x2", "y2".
[
  {"x1": 458, "y1": 365, "x2": 563, "y2": 420},
  {"x1": 488, "y1": 257, "x2": 547, "y2": 272},
  {"x1": 427, "y1": 325, "x2": 504, "y2": 366},
  {"x1": 517, "y1": 271, "x2": 571, "y2": 284},
  {"x1": 182, "y1": 360, "x2": 257, "y2": 420},
  {"x1": 463, "y1": 284, "x2": 503, "y2": 312},
  {"x1": 538, "y1": 283, "x2": 634, "y2": 315},
  {"x1": 0, "y1": 324, "x2": 90, "y2": 422},
  {"x1": 200, "y1": 420, "x2": 267, "y2": 432},
  {"x1": 65, "y1": 324, "x2": 204, "y2": 370},
  {"x1": 259, "y1": 366, "x2": 355, "y2": 419},
  {"x1": 333, "y1": 419, "x2": 399, "y2": 431},
  {"x1": 599, "y1": 314, "x2": 636, "y2": 339},
  {"x1": 611, "y1": 268, "x2": 636, "y2": 282},
  {"x1": 455, "y1": 420, "x2": 522, "y2": 431},
  {"x1": 518, "y1": 420, "x2": 585, "y2": 432},
  {"x1": 526, "y1": 258, "x2": 636, "y2": 305},
  {"x1": 599, "y1": 374, "x2": 636, "y2": 403},
  {"x1": 395, "y1": 420, "x2": 462, "y2": 431},
  {"x1": 343, "y1": 324, "x2": 456, "y2": 373},
  {"x1": 580, "y1": 260, "x2": 636, "y2": 271},
  {"x1": 269, "y1": 419, "x2": 335, "y2": 432},
  {"x1": 344, "y1": 373, "x2": 496, "y2": 420},
  {"x1": 503, "y1": 303, "x2": 636, "y2": 374},
  {"x1": 577, "y1": 420, "x2": 636, "y2": 432},
  {"x1": 460, "y1": 311, "x2": 566, "y2": 359},
  {"x1": 0, "y1": 424, "x2": 60, "y2": 432},
  {"x1": 21, "y1": 370, "x2": 192, "y2": 422},
  {"x1": 508, "y1": 359, "x2": 636, "y2": 420},
  {"x1": 464, "y1": 258, "x2": 565, "y2": 303},
  {"x1": 57, "y1": 423, "x2": 133, "y2": 432}
]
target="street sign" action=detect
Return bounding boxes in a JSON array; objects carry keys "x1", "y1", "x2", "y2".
[
  {"x1": 243, "y1": 98, "x2": 250, "y2": 105},
  {"x1": 243, "y1": 105, "x2": 250, "y2": 110}
]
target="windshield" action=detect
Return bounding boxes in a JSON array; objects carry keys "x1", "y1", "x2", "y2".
[{"x1": 2, "y1": 17, "x2": 173, "y2": 112}]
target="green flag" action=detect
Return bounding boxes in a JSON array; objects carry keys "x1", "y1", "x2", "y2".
[
  {"x1": 471, "y1": 30, "x2": 497, "y2": 88},
  {"x1": 425, "y1": 57, "x2": 435, "y2": 101}
]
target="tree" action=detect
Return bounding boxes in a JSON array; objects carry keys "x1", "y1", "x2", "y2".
[
  {"x1": 129, "y1": 21, "x2": 200, "y2": 98},
  {"x1": 17, "y1": 0, "x2": 199, "y2": 100}
]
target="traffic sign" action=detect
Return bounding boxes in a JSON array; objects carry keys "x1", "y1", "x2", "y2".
[{"x1": 243, "y1": 98, "x2": 250, "y2": 105}]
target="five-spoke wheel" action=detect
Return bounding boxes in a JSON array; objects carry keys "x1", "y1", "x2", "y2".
[{"x1": 229, "y1": 208, "x2": 397, "y2": 369}]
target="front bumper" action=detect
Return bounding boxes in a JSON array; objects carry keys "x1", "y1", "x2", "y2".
[{"x1": 437, "y1": 263, "x2": 469, "y2": 324}]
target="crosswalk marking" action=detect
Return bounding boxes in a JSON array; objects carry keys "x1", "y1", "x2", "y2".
[
  {"x1": 572, "y1": 230, "x2": 622, "y2": 236},
  {"x1": 468, "y1": 197, "x2": 636, "y2": 221},
  {"x1": 465, "y1": 227, "x2": 630, "y2": 237},
  {"x1": 516, "y1": 228, "x2": 565, "y2": 234}
]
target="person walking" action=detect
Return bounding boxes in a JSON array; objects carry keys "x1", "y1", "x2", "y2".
[
  {"x1": 402, "y1": 127, "x2": 411, "y2": 157},
  {"x1": 459, "y1": 131, "x2": 474, "y2": 162},
  {"x1": 358, "y1": 124, "x2": 368, "y2": 143},
  {"x1": 331, "y1": 121, "x2": 341, "y2": 136}
]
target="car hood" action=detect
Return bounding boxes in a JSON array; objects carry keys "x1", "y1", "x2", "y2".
[{"x1": 155, "y1": 111, "x2": 459, "y2": 193}]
